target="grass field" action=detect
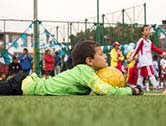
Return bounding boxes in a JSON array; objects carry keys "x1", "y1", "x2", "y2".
[{"x1": 0, "y1": 93, "x2": 166, "y2": 126}]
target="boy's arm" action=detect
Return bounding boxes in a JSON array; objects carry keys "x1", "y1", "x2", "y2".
[
  {"x1": 129, "y1": 40, "x2": 144, "y2": 61},
  {"x1": 118, "y1": 52, "x2": 124, "y2": 61},
  {"x1": 19, "y1": 54, "x2": 24, "y2": 61},
  {"x1": 151, "y1": 43, "x2": 163, "y2": 55},
  {"x1": 80, "y1": 66, "x2": 142, "y2": 96},
  {"x1": 89, "y1": 75, "x2": 142, "y2": 96},
  {"x1": 110, "y1": 49, "x2": 118, "y2": 62}
]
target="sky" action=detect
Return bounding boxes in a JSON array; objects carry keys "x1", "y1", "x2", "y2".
[{"x1": 0, "y1": 0, "x2": 165, "y2": 24}]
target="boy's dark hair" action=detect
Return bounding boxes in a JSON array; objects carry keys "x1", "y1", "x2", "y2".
[
  {"x1": 12, "y1": 56, "x2": 17, "y2": 60},
  {"x1": 23, "y1": 48, "x2": 28, "y2": 53},
  {"x1": 55, "y1": 51, "x2": 59, "y2": 55},
  {"x1": 71, "y1": 40, "x2": 100, "y2": 66},
  {"x1": 45, "y1": 49, "x2": 50, "y2": 54},
  {"x1": 141, "y1": 24, "x2": 149, "y2": 32}
]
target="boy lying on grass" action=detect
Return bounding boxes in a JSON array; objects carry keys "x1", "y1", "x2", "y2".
[{"x1": 0, "y1": 40, "x2": 142, "y2": 96}]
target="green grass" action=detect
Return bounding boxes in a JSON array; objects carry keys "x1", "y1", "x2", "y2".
[{"x1": 0, "y1": 95, "x2": 166, "y2": 126}]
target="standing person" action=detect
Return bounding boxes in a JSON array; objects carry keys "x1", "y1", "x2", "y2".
[
  {"x1": 8, "y1": 56, "x2": 22, "y2": 78},
  {"x1": 0, "y1": 40, "x2": 142, "y2": 96},
  {"x1": 19, "y1": 48, "x2": 32, "y2": 74},
  {"x1": 159, "y1": 54, "x2": 166, "y2": 89},
  {"x1": 152, "y1": 55, "x2": 160, "y2": 89},
  {"x1": 128, "y1": 25, "x2": 165, "y2": 90},
  {"x1": 126, "y1": 50, "x2": 138, "y2": 86},
  {"x1": 43, "y1": 49, "x2": 55, "y2": 77},
  {"x1": 54, "y1": 51, "x2": 61, "y2": 75},
  {"x1": 66, "y1": 54, "x2": 73, "y2": 69},
  {"x1": 109, "y1": 42, "x2": 124, "y2": 72}
]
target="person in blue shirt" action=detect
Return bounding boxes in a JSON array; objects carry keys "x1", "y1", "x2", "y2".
[{"x1": 19, "y1": 48, "x2": 32, "y2": 74}]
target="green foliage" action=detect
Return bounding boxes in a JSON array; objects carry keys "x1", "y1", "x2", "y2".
[
  {"x1": 0, "y1": 95, "x2": 166, "y2": 126},
  {"x1": 70, "y1": 23, "x2": 142, "y2": 45},
  {"x1": 150, "y1": 32, "x2": 160, "y2": 48}
]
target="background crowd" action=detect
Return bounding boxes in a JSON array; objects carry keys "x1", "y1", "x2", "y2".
[{"x1": 0, "y1": 25, "x2": 166, "y2": 92}]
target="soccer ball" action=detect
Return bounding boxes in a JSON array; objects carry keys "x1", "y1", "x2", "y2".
[{"x1": 97, "y1": 67, "x2": 125, "y2": 87}]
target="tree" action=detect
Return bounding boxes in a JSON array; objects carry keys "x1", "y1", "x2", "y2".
[{"x1": 70, "y1": 23, "x2": 143, "y2": 46}]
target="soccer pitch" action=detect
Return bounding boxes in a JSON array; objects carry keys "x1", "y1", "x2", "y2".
[{"x1": 0, "y1": 94, "x2": 166, "y2": 126}]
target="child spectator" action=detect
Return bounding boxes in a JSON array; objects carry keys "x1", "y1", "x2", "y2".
[
  {"x1": 160, "y1": 54, "x2": 166, "y2": 89},
  {"x1": 43, "y1": 49, "x2": 55, "y2": 77},
  {"x1": 8, "y1": 56, "x2": 22, "y2": 78},
  {"x1": 54, "y1": 51, "x2": 61, "y2": 75},
  {"x1": 109, "y1": 42, "x2": 124, "y2": 72},
  {"x1": 126, "y1": 50, "x2": 138, "y2": 86},
  {"x1": 152, "y1": 55, "x2": 160, "y2": 89},
  {"x1": 128, "y1": 25, "x2": 165, "y2": 90}
]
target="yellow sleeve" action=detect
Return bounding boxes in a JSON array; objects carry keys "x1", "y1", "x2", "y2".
[
  {"x1": 110, "y1": 49, "x2": 118, "y2": 62},
  {"x1": 118, "y1": 51, "x2": 124, "y2": 61}
]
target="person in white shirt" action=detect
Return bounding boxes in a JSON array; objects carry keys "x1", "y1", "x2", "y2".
[
  {"x1": 160, "y1": 55, "x2": 166, "y2": 89},
  {"x1": 152, "y1": 55, "x2": 160, "y2": 89},
  {"x1": 128, "y1": 25, "x2": 165, "y2": 90}
]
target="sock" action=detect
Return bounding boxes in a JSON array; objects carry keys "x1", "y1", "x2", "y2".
[
  {"x1": 145, "y1": 82, "x2": 150, "y2": 91},
  {"x1": 149, "y1": 75, "x2": 157, "y2": 89},
  {"x1": 156, "y1": 80, "x2": 159, "y2": 88},
  {"x1": 137, "y1": 76, "x2": 144, "y2": 89},
  {"x1": 160, "y1": 82, "x2": 164, "y2": 89}
]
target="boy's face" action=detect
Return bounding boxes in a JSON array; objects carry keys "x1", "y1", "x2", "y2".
[
  {"x1": 142, "y1": 26, "x2": 150, "y2": 37},
  {"x1": 13, "y1": 59, "x2": 18, "y2": 63},
  {"x1": 114, "y1": 45, "x2": 120, "y2": 50},
  {"x1": 87, "y1": 46, "x2": 107, "y2": 71},
  {"x1": 48, "y1": 50, "x2": 51, "y2": 54},
  {"x1": 23, "y1": 50, "x2": 28, "y2": 54}
]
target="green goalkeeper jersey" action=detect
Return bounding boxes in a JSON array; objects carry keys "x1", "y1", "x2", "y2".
[{"x1": 22, "y1": 64, "x2": 132, "y2": 96}]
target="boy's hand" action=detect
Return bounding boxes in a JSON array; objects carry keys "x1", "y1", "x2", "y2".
[
  {"x1": 162, "y1": 52, "x2": 166, "y2": 57},
  {"x1": 127, "y1": 58, "x2": 132, "y2": 63}
]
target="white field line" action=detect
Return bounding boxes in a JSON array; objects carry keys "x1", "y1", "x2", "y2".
[{"x1": 143, "y1": 93, "x2": 162, "y2": 96}]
